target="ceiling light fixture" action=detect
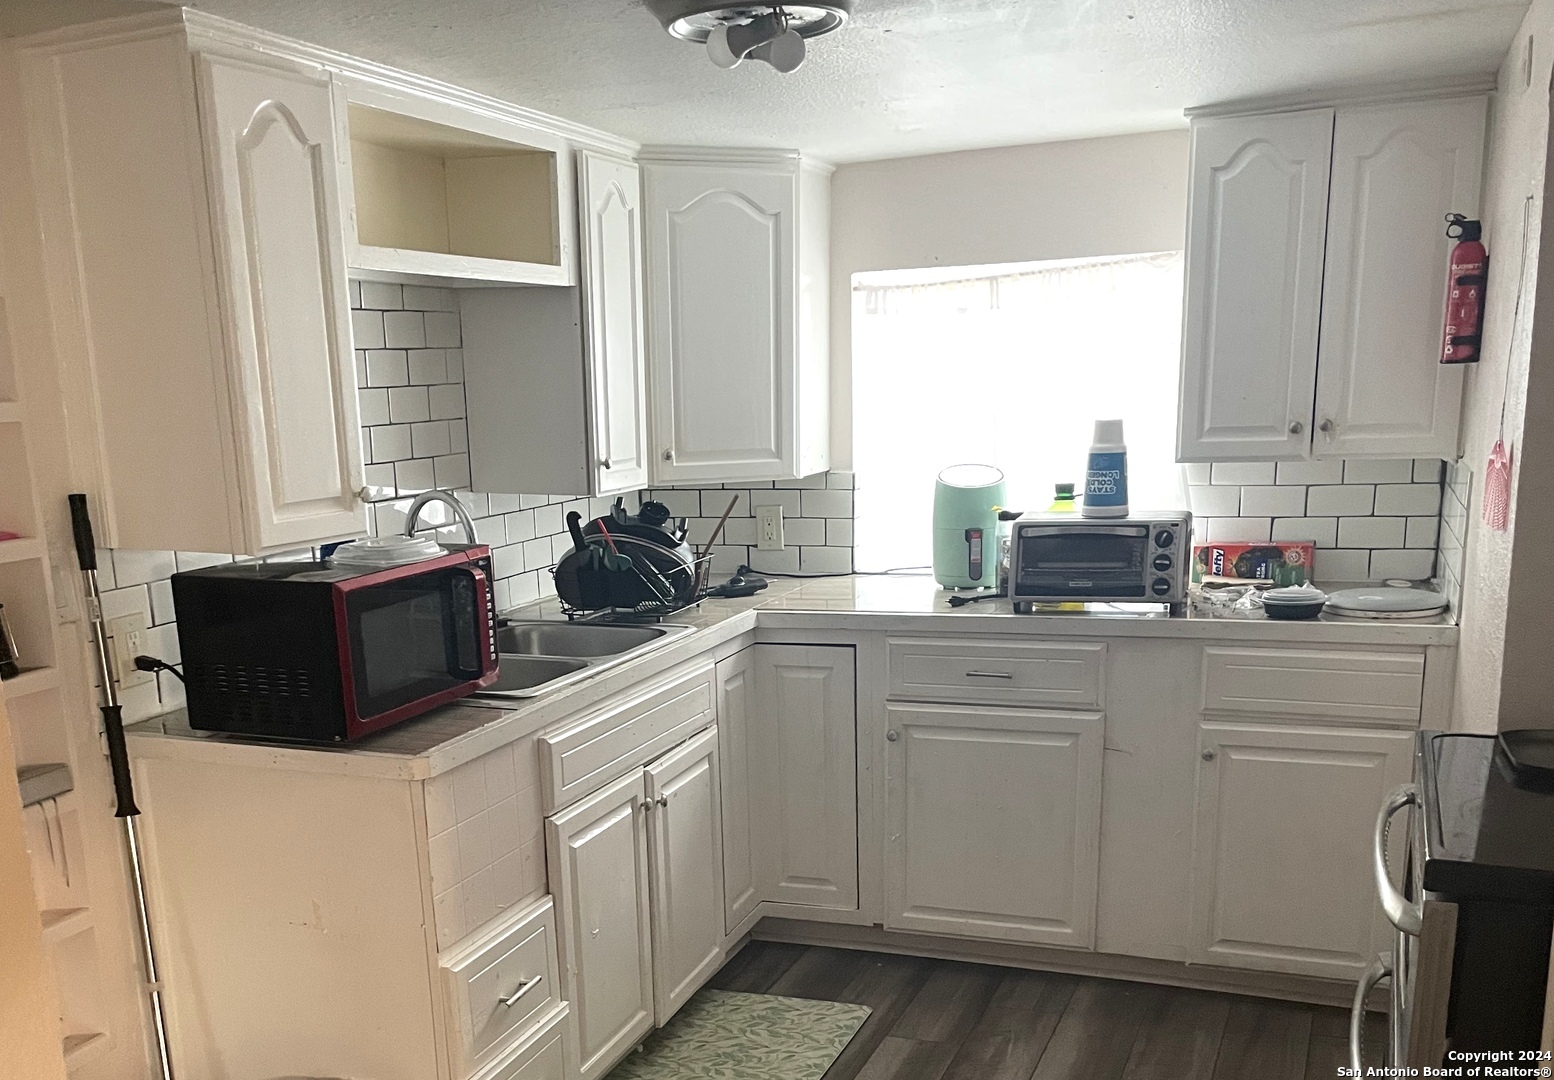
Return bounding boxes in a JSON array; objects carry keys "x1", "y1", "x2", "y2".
[{"x1": 642, "y1": 2, "x2": 854, "y2": 73}]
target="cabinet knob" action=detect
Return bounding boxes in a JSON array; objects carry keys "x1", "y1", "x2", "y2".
[
  {"x1": 886, "y1": 730, "x2": 900, "y2": 742},
  {"x1": 656, "y1": 795, "x2": 669, "y2": 807},
  {"x1": 640, "y1": 799, "x2": 655, "y2": 812},
  {"x1": 601, "y1": 458, "x2": 612, "y2": 470},
  {"x1": 1201, "y1": 749, "x2": 1216, "y2": 762},
  {"x1": 1318, "y1": 419, "x2": 1336, "y2": 434},
  {"x1": 1288, "y1": 420, "x2": 1304, "y2": 435},
  {"x1": 662, "y1": 449, "x2": 674, "y2": 462}
]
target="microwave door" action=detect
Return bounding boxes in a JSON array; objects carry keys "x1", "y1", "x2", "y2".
[{"x1": 342, "y1": 566, "x2": 488, "y2": 730}]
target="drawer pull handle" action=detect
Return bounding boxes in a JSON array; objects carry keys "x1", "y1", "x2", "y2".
[
  {"x1": 965, "y1": 670, "x2": 1014, "y2": 680},
  {"x1": 1374, "y1": 784, "x2": 1423, "y2": 935},
  {"x1": 502, "y1": 975, "x2": 543, "y2": 1008}
]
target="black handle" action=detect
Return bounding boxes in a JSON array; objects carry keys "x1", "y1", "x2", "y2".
[
  {"x1": 68, "y1": 493, "x2": 97, "y2": 572},
  {"x1": 567, "y1": 511, "x2": 588, "y2": 552},
  {"x1": 98, "y1": 704, "x2": 139, "y2": 818}
]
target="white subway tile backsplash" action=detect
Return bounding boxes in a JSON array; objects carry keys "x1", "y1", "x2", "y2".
[
  {"x1": 801, "y1": 489, "x2": 853, "y2": 518},
  {"x1": 826, "y1": 518, "x2": 854, "y2": 547},
  {"x1": 1319, "y1": 549, "x2": 1371, "y2": 581},
  {"x1": 1337, "y1": 516, "x2": 1406, "y2": 549},
  {"x1": 1406, "y1": 516, "x2": 1440, "y2": 549},
  {"x1": 1188, "y1": 485, "x2": 1240, "y2": 517},
  {"x1": 369, "y1": 424, "x2": 412, "y2": 463},
  {"x1": 1413, "y1": 459, "x2": 1444, "y2": 483},
  {"x1": 1373, "y1": 483, "x2": 1441, "y2": 516},
  {"x1": 1274, "y1": 459, "x2": 1344, "y2": 486},
  {"x1": 350, "y1": 308, "x2": 385, "y2": 350},
  {"x1": 424, "y1": 311, "x2": 462, "y2": 348},
  {"x1": 359, "y1": 387, "x2": 390, "y2": 426},
  {"x1": 359, "y1": 281, "x2": 403, "y2": 310},
  {"x1": 783, "y1": 517, "x2": 826, "y2": 546},
  {"x1": 1306, "y1": 485, "x2": 1375, "y2": 516},
  {"x1": 1343, "y1": 459, "x2": 1413, "y2": 484},
  {"x1": 387, "y1": 385, "x2": 430, "y2": 423},
  {"x1": 775, "y1": 473, "x2": 827, "y2": 489},
  {"x1": 394, "y1": 458, "x2": 435, "y2": 493},
  {"x1": 1183, "y1": 463, "x2": 1211, "y2": 485},
  {"x1": 1239, "y1": 485, "x2": 1306, "y2": 518},
  {"x1": 801, "y1": 546, "x2": 853, "y2": 573},
  {"x1": 1271, "y1": 517, "x2": 1338, "y2": 548},
  {"x1": 1210, "y1": 462, "x2": 1275, "y2": 485},
  {"x1": 429, "y1": 384, "x2": 466, "y2": 420},
  {"x1": 113, "y1": 548, "x2": 176, "y2": 587},
  {"x1": 1202, "y1": 517, "x2": 1272, "y2": 542},
  {"x1": 434, "y1": 455, "x2": 471, "y2": 490},
  {"x1": 365, "y1": 349, "x2": 409, "y2": 387},
  {"x1": 1369, "y1": 549, "x2": 1435, "y2": 581},
  {"x1": 408, "y1": 349, "x2": 447, "y2": 385},
  {"x1": 383, "y1": 310, "x2": 426, "y2": 349},
  {"x1": 410, "y1": 420, "x2": 452, "y2": 458}
]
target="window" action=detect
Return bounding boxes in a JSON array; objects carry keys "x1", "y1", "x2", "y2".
[{"x1": 851, "y1": 251, "x2": 1186, "y2": 572}]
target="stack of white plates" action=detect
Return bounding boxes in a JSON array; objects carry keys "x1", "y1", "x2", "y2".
[
  {"x1": 1323, "y1": 586, "x2": 1448, "y2": 620},
  {"x1": 328, "y1": 535, "x2": 444, "y2": 570}
]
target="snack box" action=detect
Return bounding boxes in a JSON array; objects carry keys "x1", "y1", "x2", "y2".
[{"x1": 1192, "y1": 541, "x2": 1315, "y2": 586}]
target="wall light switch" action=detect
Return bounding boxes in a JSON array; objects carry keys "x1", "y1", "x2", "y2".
[
  {"x1": 107, "y1": 612, "x2": 153, "y2": 690},
  {"x1": 756, "y1": 505, "x2": 785, "y2": 550}
]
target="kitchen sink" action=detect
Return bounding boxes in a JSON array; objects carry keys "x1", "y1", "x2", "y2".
[
  {"x1": 472, "y1": 619, "x2": 695, "y2": 700},
  {"x1": 485, "y1": 655, "x2": 588, "y2": 693},
  {"x1": 495, "y1": 621, "x2": 667, "y2": 658}
]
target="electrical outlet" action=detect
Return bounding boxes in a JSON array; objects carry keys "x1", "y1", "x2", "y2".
[
  {"x1": 756, "y1": 505, "x2": 785, "y2": 550},
  {"x1": 107, "y1": 613, "x2": 154, "y2": 690}
]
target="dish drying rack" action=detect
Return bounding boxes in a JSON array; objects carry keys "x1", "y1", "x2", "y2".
[{"x1": 553, "y1": 552, "x2": 716, "y2": 621}]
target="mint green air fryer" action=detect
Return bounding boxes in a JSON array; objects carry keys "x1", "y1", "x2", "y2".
[{"x1": 932, "y1": 464, "x2": 1006, "y2": 589}]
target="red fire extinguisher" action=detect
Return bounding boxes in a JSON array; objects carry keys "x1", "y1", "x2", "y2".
[{"x1": 1441, "y1": 213, "x2": 1487, "y2": 364}]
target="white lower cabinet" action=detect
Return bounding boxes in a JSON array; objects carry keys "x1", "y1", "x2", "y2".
[
  {"x1": 884, "y1": 703, "x2": 1104, "y2": 948},
  {"x1": 746, "y1": 645, "x2": 859, "y2": 912},
  {"x1": 714, "y1": 648, "x2": 760, "y2": 933},
  {"x1": 1189, "y1": 720, "x2": 1414, "y2": 979},
  {"x1": 645, "y1": 727, "x2": 725, "y2": 1019},
  {"x1": 546, "y1": 725, "x2": 726, "y2": 1080}
]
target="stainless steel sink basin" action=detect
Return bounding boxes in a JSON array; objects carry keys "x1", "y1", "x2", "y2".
[
  {"x1": 471, "y1": 619, "x2": 696, "y2": 700},
  {"x1": 485, "y1": 655, "x2": 588, "y2": 693},
  {"x1": 496, "y1": 621, "x2": 667, "y2": 658}
]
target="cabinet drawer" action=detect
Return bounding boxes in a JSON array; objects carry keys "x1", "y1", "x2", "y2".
[
  {"x1": 887, "y1": 638, "x2": 1105, "y2": 708},
  {"x1": 1201, "y1": 647, "x2": 1424, "y2": 724},
  {"x1": 471, "y1": 1004, "x2": 570, "y2": 1080},
  {"x1": 442, "y1": 895, "x2": 564, "y2": 1078},
  {"x1": 540, "y1": 664, "x2": 714, "y2": 811}
]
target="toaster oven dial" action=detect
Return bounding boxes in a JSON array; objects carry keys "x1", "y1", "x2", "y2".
[
  {"x1": 1152, "y1": 553, "x2": 1173, "y2": 573},
  {"x1": 1154, "y1": 529, "x2": 1175, "y2": 548},
  {"x1": 1151, "y1": 577, "x2": 1173, "y2": 596}
]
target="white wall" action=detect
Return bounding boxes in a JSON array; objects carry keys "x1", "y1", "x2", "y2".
[
  {"x1": 1453, "y1": 0, "x2": 1554, "y2": 732},
  {"x1": 828, "y1": 130, "x2": 1190, "y2": 467}
]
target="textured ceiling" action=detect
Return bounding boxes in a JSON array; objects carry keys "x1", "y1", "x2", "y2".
[{"x1": 9, "y1": 1, "x2": 1532, "y2": 162}]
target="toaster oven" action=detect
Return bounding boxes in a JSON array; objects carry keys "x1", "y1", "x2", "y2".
[{"x1": 1008, "y1": 511, "x2": 1192, "y2": 613}]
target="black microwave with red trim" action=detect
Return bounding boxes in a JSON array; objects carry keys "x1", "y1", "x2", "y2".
[{"x1": 170, "y1": 545, "x2": 498, "y2": 743}]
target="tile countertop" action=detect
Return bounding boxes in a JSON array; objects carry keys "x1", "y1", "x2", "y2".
[{"x1": 125, "y1": 573, "x2": 1456, "y2": 782}]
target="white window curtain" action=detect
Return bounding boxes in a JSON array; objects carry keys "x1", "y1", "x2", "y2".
[{"x1": 851, "y1": 251, "x2": 1186, "y2": 572}]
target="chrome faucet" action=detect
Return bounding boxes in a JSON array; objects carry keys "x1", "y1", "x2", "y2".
[{"x1": 403, "y1": 489, "x2": 478, "y2": 545}]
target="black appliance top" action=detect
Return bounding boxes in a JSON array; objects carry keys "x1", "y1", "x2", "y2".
[{"x1": 1421, "y1": 731, "x2": 1554, "y2": 904}]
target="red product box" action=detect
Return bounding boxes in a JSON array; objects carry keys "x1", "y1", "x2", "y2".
[{"x1": 1192, "y1": 541, "x2": 1316, "y2": 585}]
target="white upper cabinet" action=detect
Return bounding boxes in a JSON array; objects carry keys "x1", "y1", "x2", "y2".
[
  {"x1": 1178, "y1": 109, "x2": 1333, "y2": 462},
  {"x1": 197, "y1": 55, "x2": 366, "y2": 552},
  {"x1": 462, "y1": 151, "x2": 648, "y2": 497},
  {"x1": 580, "y1": 152, "x2": 651, "y2": 494},
  {"x1": 641, "y1": 150, "x2": 830, "y2": 484},
  {"x1": 20, "y1": 26, "x2": 367, "y2": 553},
  {"x1": 1179, "y1": 94, "x2": 1487, "y2": 462},
  {"x1": 1314, "y1": 98, "x2": 1485, "y2": 458}
]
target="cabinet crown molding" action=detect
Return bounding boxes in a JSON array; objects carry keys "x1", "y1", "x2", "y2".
[
  {"x1": 1186, "y1": 73, "x2": 1497, "y2": 120},
  {"x1": 639, "y1": 145, "x2": 834, "y2": 174},
  {"x1": 13, "y1": 5, "x2": 640, "y2": 159}
]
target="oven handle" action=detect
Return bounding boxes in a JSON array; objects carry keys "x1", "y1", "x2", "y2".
[
  {"x1": 1374, "y1": 784, "x2": 1423, "y2": 935},
  {"x1": 1350, "y1": 952, "x2": 1392, "y2": 1073}
]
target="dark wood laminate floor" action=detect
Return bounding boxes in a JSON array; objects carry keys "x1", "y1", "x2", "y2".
[{"x1": 706, "y1": 942, "x2": 1386, "y2": 1080}]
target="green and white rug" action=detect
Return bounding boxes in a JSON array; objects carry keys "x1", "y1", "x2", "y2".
[{"x1": 607, "y1": 989, "x2": 871, "y2": 1080}]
